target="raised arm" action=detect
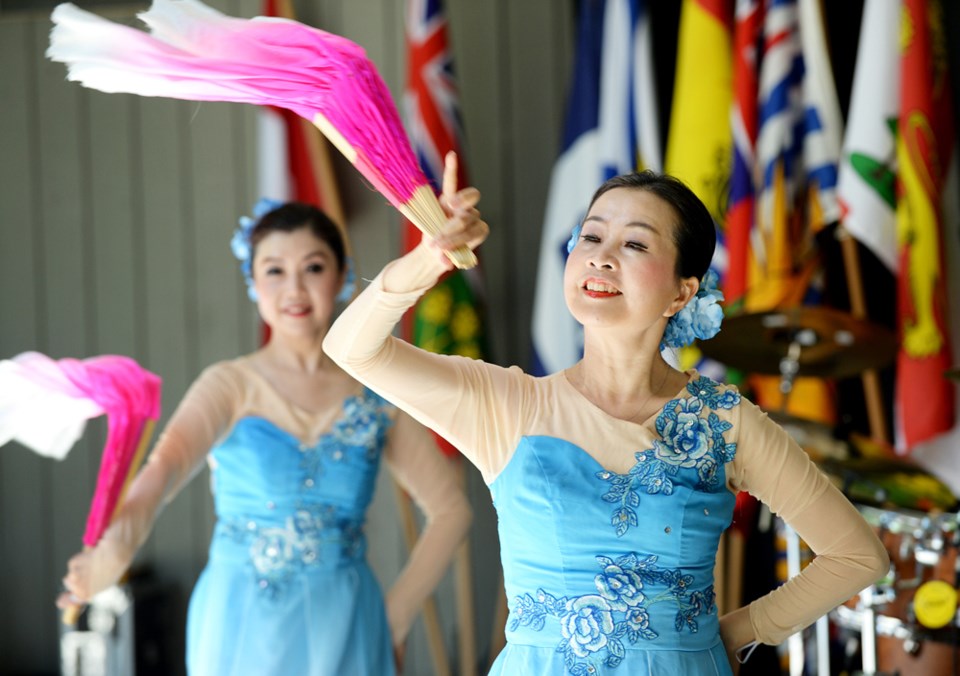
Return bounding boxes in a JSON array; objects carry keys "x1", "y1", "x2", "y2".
[
  {"x1": 58, "y1": 364, "x2": 240, "y2": 606},
  {"x1": 324, "y1": 153, "x2": 526, "y2": 482},
  {"x1": 720, "y1": 398, "x2": 889, "y2": 653},
  {"x1": 381, "y1": 411, "x2": 472, "y2": 646}
]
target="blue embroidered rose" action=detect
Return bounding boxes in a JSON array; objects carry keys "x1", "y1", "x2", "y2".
[
  {"x1": 561, "y1": 595, "x2": 615, "y2": 658},
  {"x1": 624, "y1": 606, "x2": 654, "y2": 637},
  {"x1": 250, "y1": 529, "x2": 293, "y2": 575},
  {"x1": 655, "y1": 400, "x2": 711, "y2": 468},
  {"x1": 595, "y1": 562, "x2": 645, "y2": 610},
  {"x1": 334, "y1": 395, "x2": 390, "y2": 450}
]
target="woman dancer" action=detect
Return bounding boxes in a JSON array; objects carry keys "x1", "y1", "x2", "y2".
[
  {"x1": 59, "y1": 201, "x2": 472, "y2": 675},
  {"x1": 324, "y1": 154, "x2": 888, "y2": 674}
]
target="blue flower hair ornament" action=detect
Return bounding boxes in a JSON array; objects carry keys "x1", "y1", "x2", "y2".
[
  {"x1": 661, "y1": 269, "x2": 724, "y2": 350},
  {"x1": 232, "y1": 197, "x2": 357, "y2": 304},
  {"x1": 566, "y1": 222, "x2": 582, "y2": 254},
  {"x1": 337, "y1": 257, "x2": 357, "y2": 303},
  {"x1": 232, "y1": 197, "x2": 284, "y2": 302}
]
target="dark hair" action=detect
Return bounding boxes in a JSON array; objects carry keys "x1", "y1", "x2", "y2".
[
  {"x1": 250, "y1": 202, "x2": 346, "y2": 272},
  {"x1": 587, "y1": 171, "x2": 716, "y2": 281}
]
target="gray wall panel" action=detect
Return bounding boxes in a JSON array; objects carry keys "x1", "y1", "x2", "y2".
[{"x1": 0, "y1": 1, "x2": 574, "y2": 673}]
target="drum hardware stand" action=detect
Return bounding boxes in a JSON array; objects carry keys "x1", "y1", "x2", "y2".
[
  {"x1": 777, "y1": 332, "x2": 816, "y2": 403},
  {"x1": 785, "y1": 523, "x2": 832, "y2": 675}
]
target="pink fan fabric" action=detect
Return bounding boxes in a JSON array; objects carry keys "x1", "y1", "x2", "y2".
[
  {"x1": 0, "y1": 352, "x2": 161, "y2": 547},
  {"x1": 47, "y1": 0, "x2": 426, "y2": 207},
  {"x1": 59, "y1": 356, "x2": 162, "y2": 547},
  {"x1": 0, "y1": 352, "x2": 102, "y2": 458}
]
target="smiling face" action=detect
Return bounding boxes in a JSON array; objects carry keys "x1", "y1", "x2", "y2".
[
  {"x1": 563, "y1": 187, "x2": 698, "y2": 339},
  {"x1": 251, "y1": 227, "x2": 345, "y2": 339}
]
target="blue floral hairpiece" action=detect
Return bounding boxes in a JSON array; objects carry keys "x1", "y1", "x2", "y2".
[
  {"x1": 566, "y1": 222, "x2": 582, "y2": 254},
  {"x1": 233, "y1": 198, "x2": 356, "y2": 304},
  {"x1": 336, "y1": 257, "x2": 356, "y2": 303},
  {"x1": 232, "y1": 197, "x2": 284, "y2": 302},
  {"x1": 660, "y1": 269, "x2": 724, "y2": 350}
]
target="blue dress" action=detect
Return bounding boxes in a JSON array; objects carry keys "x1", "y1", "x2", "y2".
[
  {"x1": 488, "y1": 377, "x2": 740, "y2": 675},
  {"x1": 185, "y1": 388, "x2": 396, "y2": 676}
]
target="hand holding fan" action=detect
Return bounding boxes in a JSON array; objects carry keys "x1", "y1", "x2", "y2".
[
  {"x1": 46, "y1": 0, "x2": 477, "y2": 269},
  {"x1": 0, "y1": 352, "x2": 161, "y2": 623}
]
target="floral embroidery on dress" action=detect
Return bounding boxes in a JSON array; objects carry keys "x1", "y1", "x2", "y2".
[
  {"x1": 597, "y1": 376, "x2": 740, "y2": 536},
  {"x1": 220, "y1": 503, "x2": 364, "y2": 599},
  {"x1": 297, "y1": 389, "x2": 393, "y2": 478},
  {"x1": 510, "y1": 552, "x2": 716, "y2": 675}
]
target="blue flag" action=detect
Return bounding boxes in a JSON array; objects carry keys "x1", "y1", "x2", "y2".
[{"x1": 530, "y1": 0, "x2": 659, "y2": 375}]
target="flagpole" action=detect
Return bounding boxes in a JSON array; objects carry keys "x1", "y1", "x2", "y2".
[
  {"x1": 839, "y1": 228, "x2": 889, "y2": 443},
  {"x1": 394, "y1": 481, "x2": 452, "y2": 676},
  {"x1": 453, "y1": 459, "x2": 477, "y2": 675}
]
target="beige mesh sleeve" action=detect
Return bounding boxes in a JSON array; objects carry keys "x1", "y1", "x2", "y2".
[
  {"x1": 381, "y1": 411, "x2": 473, "y2": 644},
  {"x1": 324, "y1": 259, "x2": 528, "y2": 483},
  {"x1": 729, "y1": 398, "x2": 889, "y2": 645},
  {"x1": 78, "y1": 363, "x2": 242, "y2": 598}
]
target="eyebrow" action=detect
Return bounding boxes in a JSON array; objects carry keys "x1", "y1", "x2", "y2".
[
  {"x1": 258, "y1": 250, "x2": 331, "y2": 263},
  {"x1": 583, "y1": 216, "x2": 662, "y2": 236}
]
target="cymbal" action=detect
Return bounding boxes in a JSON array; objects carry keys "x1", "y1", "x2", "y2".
[
  {"x1": 700, "y1": 306, "x2": 896, "y2": 378},
  {"x1": 820, "y1": 455, "x2": 958, "y2": 512}
]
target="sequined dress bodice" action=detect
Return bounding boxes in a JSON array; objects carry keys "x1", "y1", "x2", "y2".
[{"x1": 489, "y1": 377, "x2": 741, "y2": 674}]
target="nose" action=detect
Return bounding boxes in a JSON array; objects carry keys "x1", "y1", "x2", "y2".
[
  {"x1": 587, "y1": 242, "x2": 617, "y2": 270},
  {"x1": 285, "y1": 270, "x2": 306, "y2": 293}
]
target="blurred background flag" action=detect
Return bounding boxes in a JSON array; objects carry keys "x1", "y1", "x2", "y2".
[
  {"x1": 836, "y1": 0, "x2": 900, "y2": 273},
  {"x1": 256, "y1": 0, "x2": 345, "y2": 225},
  {"x1": 665, "y1": 0, "x2": 733, "y2": 228},
  {"x1": 531, "y1": 0, "x2": 659, "y2": 376},
  {"x1": 664, "y1": 0, "x2": 732, "y2": 379},
  {"x1": 401, "y1": 0, "x2": 486, "y2": 386},
  {"x1": 254, "y1": 0, "x2": 346, "y2": 345},
  {"x1": 894, "y1": 0, "x2": 955, "y2": 451},
  {"x1": 402, "y1": 1, "x2": 483, "y2": 673},
  {"x1": 744, "y1": 0, "x2": 839, "y2": 423},
  {"x1": 724, "y1": 0, "x2": 762, "y2": 311}
]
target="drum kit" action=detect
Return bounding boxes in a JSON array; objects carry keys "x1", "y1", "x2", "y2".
[{"x1": 700, "y1": 306, "x2": 960, "y2": 676}]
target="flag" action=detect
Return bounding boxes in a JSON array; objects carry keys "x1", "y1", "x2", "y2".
[
  {"x1": 724, "y1": 0, "x2": 763, "y2": 310},
  {"x1": 254, "y1": 0, "x2": 346, "y2": 344},
  {"x1": 402, "y1": 0, "x2": 486, "y2": 459},
  {"x1": 911, "y1": 153, "x2": 960, "y2": 487},
  {"x1": 894, "y1": 0, "x2": 955, "y2": 450},
  {"x1": 796, "y1": 0, "x2": 842, "y2": 230},
  {"x1": 745, "y1": 0, "x2": 841, "y2": 422},
  {"x1": 662, "y1": 0, "x2": 732, "y2": 378},
  {"x1": 836, "y1": 0, "x2": 900, "y2": 272},
  {"x1": 257, "y1": 0, "x2": 345, "y2": 224},
  {"x1": 665, "y1": 0, "x2": 734, "y2": 226},
  {"x1": 531, "y1": 0, "x2": 660, "y2": 376}
]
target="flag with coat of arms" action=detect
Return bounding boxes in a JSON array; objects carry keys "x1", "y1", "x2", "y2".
[{"x1": 531, "y1": 0, "x2": 660, "y2": 377}]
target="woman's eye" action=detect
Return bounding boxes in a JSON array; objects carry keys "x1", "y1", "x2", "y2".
[
  {"x1": 306, "y1": 263, "x2": 325, "y2": 274},
  {"x1": 625, "y1": 241, "x2": 648, "y2": 251},
  {"x1": 265, "y1": 266, "x2": 284, "y2": 275},
  {"x1": 582, "y1": 234, "x2": 600, "y2": 243}
]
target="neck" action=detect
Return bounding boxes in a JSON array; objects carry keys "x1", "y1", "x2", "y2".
[
  {"x1": 575, "y1": 329, "x2": 671, "y2": 404},
  {"x1": 262, "y1": 330, "x2": 330, "y2": 373},
  {"x1": 567, "y1": 328, "x2": 681, "y2": 422}
]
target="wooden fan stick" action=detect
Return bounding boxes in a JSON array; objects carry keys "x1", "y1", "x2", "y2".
[
  {"x1": 312, "y1": 113, "x2": 477, "y2": 270},
  {"x1": 393, "y1": 478, "x2": 451, "y2": 676},
  {"x1": 62, "y1": 417, "x2": 157, "y2": 625}
]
